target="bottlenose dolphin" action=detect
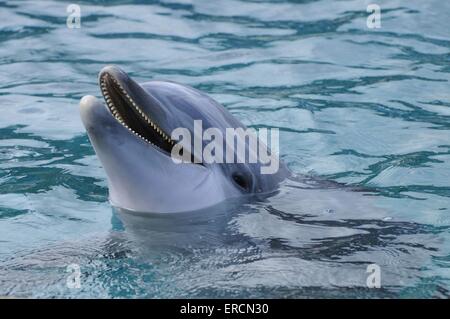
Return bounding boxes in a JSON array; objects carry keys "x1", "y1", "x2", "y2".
[{"x1": 80, "y1": 66, "x2": 290, "y2": 213}]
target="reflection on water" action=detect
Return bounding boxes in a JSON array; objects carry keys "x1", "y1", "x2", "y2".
[
  {"x1": 1, "y1": 177, "x2": 449, "y2": 298},
  {"x1": 0, "y1": 0, "x2": 449, "y2": 298}
]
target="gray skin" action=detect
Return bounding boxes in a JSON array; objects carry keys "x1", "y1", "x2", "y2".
[{"x1": 80, "y1": 66, "x2": 290, "y2": 213}]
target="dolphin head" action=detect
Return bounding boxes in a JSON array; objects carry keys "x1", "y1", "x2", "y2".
[{"x1": 80, "y1": 66, "x2": 289, "y2": 213}]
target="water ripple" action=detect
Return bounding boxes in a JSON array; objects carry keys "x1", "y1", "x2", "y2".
[{"x1": 0, "y1": 0, "x2": 449, "y2": 298}]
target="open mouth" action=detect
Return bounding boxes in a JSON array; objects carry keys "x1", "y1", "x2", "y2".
[{"x1": 99, "y1": 73, "x2": 175, "y2": 154}]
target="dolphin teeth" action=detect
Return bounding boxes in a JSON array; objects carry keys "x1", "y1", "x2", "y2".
[{"x1": 100, "y1": 73, "x2": 177, "y2": 149}]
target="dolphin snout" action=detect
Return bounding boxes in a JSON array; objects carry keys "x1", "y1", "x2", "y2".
[
  {"x1": 79, "y1": 94, "x2": 115, "y2": 131},
  {"x1": 98, "y1": 65, "x2": 129, "y2": 85}
]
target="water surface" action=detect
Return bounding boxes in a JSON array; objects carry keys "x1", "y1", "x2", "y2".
[{"x1": 0, "y1": 0, "x2": 449, "y2": 298}]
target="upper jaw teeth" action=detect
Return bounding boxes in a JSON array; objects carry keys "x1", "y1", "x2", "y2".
[{"x1": 99, "y1": 74, "x2": 175, "y2": 147}]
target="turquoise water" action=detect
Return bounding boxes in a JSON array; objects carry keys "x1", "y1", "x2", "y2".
[{"x1": 1, "y1": 0, "x2": 449, "y2": 298}]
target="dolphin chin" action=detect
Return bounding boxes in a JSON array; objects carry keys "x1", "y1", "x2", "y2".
[{"x1": 80, "y1": 65, "x2": 290, "y2": 213}]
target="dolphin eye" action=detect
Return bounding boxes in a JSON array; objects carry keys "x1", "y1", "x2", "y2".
[{"x1": 232, "y1": 173, "x2": 250, "y2": 191}]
